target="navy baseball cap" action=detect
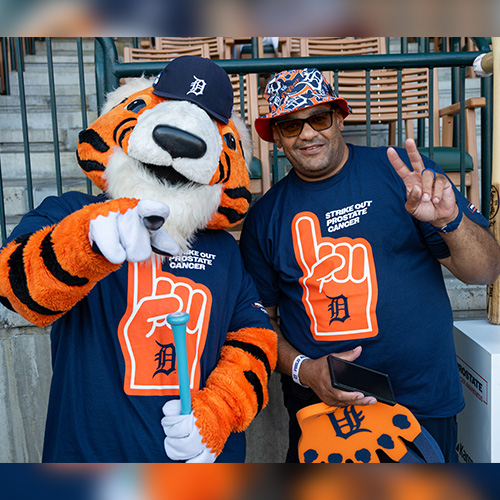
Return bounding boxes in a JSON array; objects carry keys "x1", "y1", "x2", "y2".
[{"x1": 152, "y1": 55, "x2": 233, "y2": 124}]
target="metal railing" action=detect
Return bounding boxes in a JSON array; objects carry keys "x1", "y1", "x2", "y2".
[
  {"x1": 0, "y1": 37, "x2": 493, "y2": 244},
  {"x1": 0, "y1": 37, "x2": 93, "y2": 242},
  {"x1": 0, "y1": 38, "x2": 37, "y2": 95}
]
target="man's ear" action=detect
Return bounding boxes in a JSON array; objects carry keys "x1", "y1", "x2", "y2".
[
  {"x1": 272, "y1": 124, "x2": 283, "y2": 148},
  {"x1": 335, "y1": 110, "x2": 345, "y2": 132}
]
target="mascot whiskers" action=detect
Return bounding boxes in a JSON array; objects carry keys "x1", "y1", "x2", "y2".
[{"x1": 0, "y1": 55, "x2": 277, "y2": 463}]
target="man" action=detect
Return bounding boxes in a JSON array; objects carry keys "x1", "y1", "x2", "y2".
[{"x1": 240, "y1": 67, "x2": 500, "y2": 462}]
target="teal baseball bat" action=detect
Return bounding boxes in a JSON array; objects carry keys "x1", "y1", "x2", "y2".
[{"x1": 167, "y1": 311, "x2": 191, "y2": 415}]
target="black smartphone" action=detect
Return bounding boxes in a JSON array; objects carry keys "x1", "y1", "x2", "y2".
[{"x1": 328, "y1": 355, "x2": 396, "y2": 406}]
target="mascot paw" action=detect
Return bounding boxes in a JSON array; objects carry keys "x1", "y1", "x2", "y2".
[
  {"x1": 161, "y1": 399, "x2": 217, "y2": 463},
  {"x1": 89, "y1": 199, "x2": 179, "y2": 264}
]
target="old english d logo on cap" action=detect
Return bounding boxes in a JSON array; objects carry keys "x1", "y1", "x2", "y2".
[
  {"x1": 153, "y1": 55, "x2": 233, "y2": 124},
  {"x1": 187, "y1": 75, "x2": 207, "y2": 96}
]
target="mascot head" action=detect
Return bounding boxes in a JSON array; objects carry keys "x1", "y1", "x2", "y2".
[{"x1": 76, "y1": 56, "x2": 253, "y2": 252}]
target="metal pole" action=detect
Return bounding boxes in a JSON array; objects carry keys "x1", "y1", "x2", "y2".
[
  {"x1": 481, "y1": 76, "x2": 493, "y2": 215},
  {"x1": 15, "y1": 37, "x2": 34, "y2": 210},
  {"x1": 46, "y1": 37, "x2": 63, "y2": 196},
  {"x1": 76, "y1": 37, "x2": 94, "y2": 195},
  {"x1": 459, "y1": 66, "x2": 466, "y2": 196}
]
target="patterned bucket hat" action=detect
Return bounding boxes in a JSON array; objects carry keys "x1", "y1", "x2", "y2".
[{"x1": 255, "y1": 68, "x2": 351, "y2": 142}]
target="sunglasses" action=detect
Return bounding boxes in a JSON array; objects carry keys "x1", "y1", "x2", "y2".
[{"x1": 275, "y1": 110, "x2": 335, "y2": 138}]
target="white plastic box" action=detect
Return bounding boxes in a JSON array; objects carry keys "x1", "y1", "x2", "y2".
[{"x1": 453, "y1": 319, "x2": 500, "y2": 463}]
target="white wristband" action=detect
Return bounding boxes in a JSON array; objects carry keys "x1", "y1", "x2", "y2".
[{"x1": 292, "y1": 354, "x2": 310, "y2": 388}]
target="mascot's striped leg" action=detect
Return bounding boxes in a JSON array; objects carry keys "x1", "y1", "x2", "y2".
[{"x1": 192, "y1": 327, "x2": 277, "y2": 456}]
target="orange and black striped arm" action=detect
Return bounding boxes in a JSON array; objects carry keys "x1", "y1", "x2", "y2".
[
  {"x1": 191, "y1": 326, "x2": 277, "y2": 456},
  {"x1": 0, "y1": 198, "x2": 139, "y2": 326}
]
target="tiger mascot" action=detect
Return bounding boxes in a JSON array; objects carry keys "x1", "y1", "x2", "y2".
[{"x1": 0, "y1": 55, "x2": 277, "y2": 463}]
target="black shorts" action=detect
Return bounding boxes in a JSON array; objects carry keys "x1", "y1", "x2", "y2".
[{"x1": 281, "y1": 374, "x2": 458, "y2": 463}]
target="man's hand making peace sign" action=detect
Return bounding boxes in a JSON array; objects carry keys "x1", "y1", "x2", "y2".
[
  {"x1": 387, "y1": 138, "x2": 500, "y2": 285},
  {"x1": 387, "y1": 138, "x2": 459, "y2": 228}
]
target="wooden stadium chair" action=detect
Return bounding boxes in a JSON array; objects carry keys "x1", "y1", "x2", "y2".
[
  {"x1": 224, "y1": 38, "x2": 288, "y2": 59},
  {"x1": 153, "y1": 37, "x2": 227, "y2": 60},
  {"x1": 223, "y1": 38, "x2": 265, "y2": 59},
  {"x1": 123, "y1": 44, "x2": 209, "y2": 62},
  {"x1": 338, "y1": 67, "x2": 440, "y2": 146},
  {"x1": 422, "y1": 97, "x2": 486, "y2": 208},
  {"x1": 282, "y1": 37, "x2": 386, "y2": 57}
]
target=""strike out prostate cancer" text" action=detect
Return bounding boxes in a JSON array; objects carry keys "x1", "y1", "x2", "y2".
[
  {"x1": 169, "y1": 249, "x2": 216, "y2": 270},
  {"x1": 325, "y1": 201, "x2": 373, "y2": 233}
]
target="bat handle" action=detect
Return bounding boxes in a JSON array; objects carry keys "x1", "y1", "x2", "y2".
[{"x1": 167, "y1": 312, "x2": 191, "y2": 415}]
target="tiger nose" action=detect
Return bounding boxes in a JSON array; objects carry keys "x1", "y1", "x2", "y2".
[{"x1": 152, "y1": 125, "x2": 207, "y2": 159}]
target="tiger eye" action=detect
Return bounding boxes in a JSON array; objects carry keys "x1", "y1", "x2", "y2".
[
  {"x1": 223, "y1": 133, "x2": 237, "y2": 151},
  {"x1": 126, "y1": 99, "x2": 147, "y2": 113}
]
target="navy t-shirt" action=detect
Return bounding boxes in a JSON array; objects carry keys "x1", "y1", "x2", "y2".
[
  {"x1": 4, "y1": 191, "x2": 272, "y2": 462},
  {"x1": 240, "y1": 143, "x2": 488, "y2": 419}
]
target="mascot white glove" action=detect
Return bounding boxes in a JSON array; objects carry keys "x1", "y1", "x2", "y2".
[
  {"x1": 161, "y1": 399, "x2": 217, "y2": 463},
  {"x1": 89, "y1": 199, "x2": 179, "y2": 264}
]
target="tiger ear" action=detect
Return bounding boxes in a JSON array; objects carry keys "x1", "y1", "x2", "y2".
[
  {"x1": 230, "y1": 113, "x2": 253, "y2": 171},
  {"x1": 100, "y1": 76, "x2": 154, "y2": 115}
]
